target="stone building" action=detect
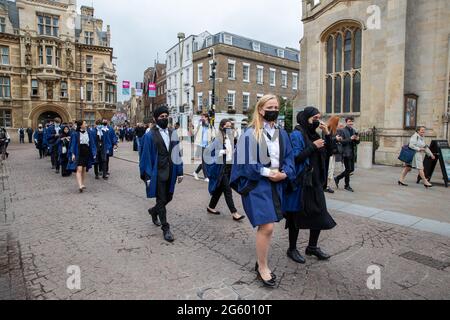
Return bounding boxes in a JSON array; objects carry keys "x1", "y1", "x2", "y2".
[
  {"x1": 298, "y1": 0, "x2": 450, "y2": 165},
  {"x1": 193, "y1": 31, "x2": 300, "y2": 128},
  {"x1": 142, "y1": 62, "x2": 166, "y2": 121},
  {"x1": 0, "y1": 0, "x2": 117, "y2": 138}
]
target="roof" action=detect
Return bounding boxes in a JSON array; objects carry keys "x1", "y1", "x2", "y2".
[
  {"x1": 0, "y1": 0, "x2": 19, "y2": 29},
  {"x1": 197, "y1": 31, "x2": 300, "y2": 62}
]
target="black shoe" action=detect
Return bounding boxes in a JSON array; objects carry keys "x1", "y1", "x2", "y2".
[
  {"x1": 255, "y1": 267, "x2": 276, "y2": 288},
  {"x1": 325, "y1": 187, "x2": 335, "y2": 194},
  {"x1": 163, "y1": 229, "x2": 174, "y2": 243},
  {"x1": 148, "y1": 209, "x2": 161, "y2": 227},
  {"x1": 255, "y1": 263, "x2": 276, "y2": 280},
  {"x1": 344, "y1": 186, "x2": 354, "y2": 193},
  {"x1": 334, "y1": 178, "x2": 340, "y2": 189},
  {"x1": 305, "y1": 247, "x2": 331, "y2": 261},
  {"x1": 55, "y1": 170, "x2": 60, "y2": 174},
  {"x1": 207, "y1": 208, "x2": 221, "y2": 215},
  {"x1": 103, "y1": 176, "x2": 109, "y2": 180},
  {"x1": 95, "y1": 176, "x2": 100, "y2": 180},
  {"x1": 287, "y1": 249, "x2": 306, "y2": 264},
  {"x1": 398, "y1": 181, "x2": 408, "y2": 187}
]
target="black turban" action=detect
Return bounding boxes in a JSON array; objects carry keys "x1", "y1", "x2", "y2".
[{"x1": 153, "y1": 106, "x2": 169, "y2": 119}]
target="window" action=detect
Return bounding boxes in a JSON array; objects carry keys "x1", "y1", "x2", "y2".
[
  {"x1": 277, "y1": 49, "x2": 285, "y2": 58},
  {"x1": 206, "y1": 36, "x2": 213, "y2": 47},
  {"x1": 0, "y1": 17, "x2": 5, "y2": 33},
  {"x1": 269, "y1": 68, "x2": 276, "y2": 86},
  {"x1": 197, "y1": 93, "x2": 203, "y2": 111},
  {"x1": 56, "y1": 49, "x2": 60, "y2": 67},
  {"x1": 0, "y1": 46, "x2": 9, "y2": 65},
  {"x1": 293, "y1": 73, "x2": 298, "y2": 90},
  {"x1": 0, "y1": 77, "x2": 10, "y2": 98},
  {"x1": 174, "y1": 52, "x2": 177, "y2": 67},
  {"x1": 252, "y1": 42, "x2": 261, "y2": 52},
  {"x1": 224, "y1": 34, "x2": 233, "y2": 45},
  {"x1": 281, "y1": 71, "x2": 288, "y2": 88},
  {"x1": 185, "y1": 67, "x2": 190, "y2": 83},
  {"x1": 31, "y1": 80, "x2": 39, "y2": 96},
  {"x1": 37, "y1": 14, "x2": 59, "y2": 37},
  {"x1": 243, "y1": 93, "x2": 250, "y2": 111},
  {"x1": 39, "y1": 46, "x2": 44, "y2": 65},
  {"x1": 227, "y1": 91, "x2": 236, "y2": 109},
  {"x1": 46, "y1": 47, "x2": 53, "y2": 65},
  {"x1": 60, "y1": 81, "x2": 68, "y2": 98},
  {"x1": 86, "y1": 56, "x2": 93, "y2": 73},
  {"x1": 243, "y1": 63, "x2": 250, "y2": 82},
  {"x1": 106, "y1": 84, "x2": 116, "y2": 103},
  {"x1": 228, "y1": 60, "x2": 236, "y2": 80},
  {"x1": 168, "y1": 56, "x2": 172, "y2": 70},
  {"x1": 85, "y1": 32, "x2": 94, "y2": 45},
  {"x1": 208, "y1": 91, "x2": 212, "y2": 107},
  {"x1": 0, "y1": 109, "x2": 11, "y2": 127},
  {"x1": 186, "y1": 44, "x2": 190, "y2": 60},
  {"x1": 257, "y1": 66, "x2": 264, "y2": 84},
  {"x1": 257, "y1": 94, "x2": 264, "y2": 102},
  {"x1": 324, "y1": 24, "x2": 362, "y2": 114},
  {"x1": 197, "y1": 64, "x2": 203, "y2": 82},
  {"x1": 84, "y1": 112, "x2": 95, "y2": 126}
]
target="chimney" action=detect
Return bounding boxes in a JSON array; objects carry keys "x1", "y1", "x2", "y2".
[{"x1": 81, "y1": 6, "x2": 94, "y2": 17}]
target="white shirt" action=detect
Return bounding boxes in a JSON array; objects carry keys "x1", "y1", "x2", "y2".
[
  {"x1": 79, "y1": 131, "x2": 89, "y2": 145},
  {"x1": 224, "y1": 135, "x2": 233, "y2": 163},
  {"x1": 157, "y1": 126, "x2": 170, "y2": 151},
  {"x1": 260, "y1": 122, "x2": 280, "y2": 177}
]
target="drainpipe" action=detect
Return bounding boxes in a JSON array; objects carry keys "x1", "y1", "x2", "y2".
[{"x1": 445, "y1": 36, "x2": 450, "y2": 141}]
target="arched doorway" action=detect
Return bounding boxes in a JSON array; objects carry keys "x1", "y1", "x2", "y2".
[{"x1": 37, "y1": 111, "x2": 62, "y2": 125}]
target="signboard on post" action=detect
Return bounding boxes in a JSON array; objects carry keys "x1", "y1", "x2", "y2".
[
  {"x1": 122, "y1": 81, "x2": 130, "y2": 96},
  {"x1": 421, "y1": 140, "x2": 450, "y2": 188},
  {"x1": 135, "y1": 82, "x2": 143, "y2": 97},
  {"x1": 148, "y1": 83, "x2": 157, "y2": 98}
]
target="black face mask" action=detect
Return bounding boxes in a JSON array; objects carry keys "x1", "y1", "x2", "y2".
[
  {"x1": 103, "y1": 122, "x2": 108, "y2": 126},
  {"x1": 157, "y1": 119, "x2": 169, "y2": 130},
  {"x1": 263, "y1": 111, "x2": 279, "y2": 122},
  {"x1": 309, "y1": 120, "x2": 320, "y2": 131}
]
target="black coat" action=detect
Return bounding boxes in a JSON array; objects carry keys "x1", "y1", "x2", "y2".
[{"x1": 338, "y1": 126, "x2": 360, "y2": 159}]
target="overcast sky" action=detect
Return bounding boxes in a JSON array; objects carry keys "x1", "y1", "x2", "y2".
[{"x1": 77, "y1": 0, "x2": 303, "y2": 102}]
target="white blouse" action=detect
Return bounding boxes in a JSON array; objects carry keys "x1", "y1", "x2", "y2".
[{"x1": 80, "y1": 131, "x2": 89, "y2": 145}]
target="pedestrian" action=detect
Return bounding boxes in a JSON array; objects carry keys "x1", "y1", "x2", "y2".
[
  {"x1": 139, "y1": 106, "x2": 184, "y2": 243},
  {"x1": 398, "y1": 126, "x2": 435, "y2": 188},
  {"x1": 0, "y1": 127, "x2": 10, "y2": 159},
  {"x1": 58, "y1": 126, "x2": 72, "y2": 177},
  {"x1": 92, "y1": 120, "x2": 112, "y2": 180},
  {"x1": 134, "y1": 123, "x2": 146, "y2": 153},
  {"x1": 230, "y1": 94, "x2": 295, "y2": 288},
  {"x1": 103, "y1": 119, "x2": 118, "y2": 178},
  {"x1": 68, "y1": 120, "x2": 97, "y2": 193},
  {"x1": 283, "y1": 108, "x2": 337, "y2": 265},
  {"x1": 334, "y1": 117, "x2": 360, "y2": 192},
  {"x1": 33, "y1": 124, "x2": 46, "y2": 159},
  {"x1": 18, "y1": 127, "x2": 25, "y2": 144},
  {"x1": 27, "y1": 127, "x2": 33, "y2": 144},
  {"x1": 205, "y1": 119, "x2": 245, "y2": 222},
  {"x1": 193, "y1": 114, "x2": 216, "y2": 182},
  {"x1": 324, "y1": 116, "x2": 343, "y2": 194},
  {"x1": 46, "y1": 118, "x2": 62, "y2": 173}
]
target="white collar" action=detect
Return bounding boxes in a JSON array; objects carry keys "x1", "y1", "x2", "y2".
[{"x1": 157, "y1": 125, "x2": 168, "y2": 132}]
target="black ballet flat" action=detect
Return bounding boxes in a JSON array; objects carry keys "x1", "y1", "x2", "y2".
[
  {"x1": 79, "y1": 188, "x2": 84, "y2": 193},
  {"x1": 207, "y1": 208, "x2": 221, "y2": 215},
  {"x1": 233, "y1": 215, "x2": 246, "y2": 222},
  {"x1": 305, "y1": 247, "x2": 331, "y2": 261}
]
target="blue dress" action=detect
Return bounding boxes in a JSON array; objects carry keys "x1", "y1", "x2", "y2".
[{"x1": 230, "y1": 127, "x2": 295, "y2": 228}]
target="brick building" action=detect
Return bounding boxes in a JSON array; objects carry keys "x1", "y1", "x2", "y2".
[
  {"x1": 193, "y1": 31, "x2": 299, "y2": 128},
  {"x1": 142, "y1": 62, "x2": 166, "y2": 121}
]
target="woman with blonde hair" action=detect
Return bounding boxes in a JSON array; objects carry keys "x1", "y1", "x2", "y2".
[
  {"x1": 231, "y1": 95, "x2": 295, "y2": 288},
  {"x1": 324, "y1": 116, "x2": 343, "y2": 193}
]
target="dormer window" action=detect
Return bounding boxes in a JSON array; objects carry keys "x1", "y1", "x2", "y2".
[
  {"x1": 85, "y1": 32, "x2": 94, "y2": 45},
  {"x1": 224, "y1": 34, "x2": 233, "y2": 45},
  {"x1": 252, "y1": 42, "x2": 261, "y2": 52},
  {"x1": 0, "y1": 17, "x2": 6, "y2": 33},
  {"x1": 277, "y1": 49, "x2": 285, "y2": 58},
  {"x1": 206, "y1": 36, "x2": 213, "y2": 47}
]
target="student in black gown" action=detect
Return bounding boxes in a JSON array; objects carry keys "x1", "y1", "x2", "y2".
[
  {"x1": 58, "y1": 126, "x2": 72, "y2": 177},
  {"x1": 283, "y1": 107, "x2": 337, "y2": 264}
]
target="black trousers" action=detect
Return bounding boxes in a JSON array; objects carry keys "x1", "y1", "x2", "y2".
[
  {"x1": 94, "y1": 150, "x2": 109, "y2": 178},
  {"x1": 20, "y1": 136, "x2": 25, "y2": 144},
  {"x1": 38, "y1": 147, "x2": 44, "y2": 159},
  {"x1": 195, "y1": 147, "x2": 207, "y2": 176},
  {"x1": 336, "y1": 156, "x2": 355, "y2": 187},
  {"x1": 51, "y1": 145, "x2": 59, "y2": 170},
  {"x1": 209, "y1": 167, "x2": 237, "y2": 214},
  {"x1": 150, "y1": 178, "x2": 173, "y2": 231},
  {"x1": 28, "y1": 135, "x2": 33, "y2": 143}
]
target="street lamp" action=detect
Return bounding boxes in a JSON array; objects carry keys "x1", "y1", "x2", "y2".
[{"x1": 208, "y1": 48, "x2": 217, "y2": 126}]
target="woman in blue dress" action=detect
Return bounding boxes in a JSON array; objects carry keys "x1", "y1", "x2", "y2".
[{"x1": 231, "y1": 94, "x2": 295, "y2": 288}]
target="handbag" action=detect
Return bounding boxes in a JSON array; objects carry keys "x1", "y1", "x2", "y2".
[{"x1": 398, "y1": 145, "x2": 416, "y2": 164}]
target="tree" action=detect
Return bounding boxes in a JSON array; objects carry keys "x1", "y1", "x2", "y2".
[{"x1": 279, "y1": 97, "x2": 294, "y2": 132}]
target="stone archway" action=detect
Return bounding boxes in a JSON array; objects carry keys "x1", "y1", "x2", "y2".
[{"x1": 29, "y1": 104, "x2": 71, "y2": 128}]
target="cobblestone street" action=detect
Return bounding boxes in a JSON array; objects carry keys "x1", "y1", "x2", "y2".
[{"x1": 1, "y1": 144, "x2": 449, "y2": 300}]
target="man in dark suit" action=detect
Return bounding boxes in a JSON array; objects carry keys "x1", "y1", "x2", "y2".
[
  {"x1": 27, "y1": 127, "x2": 34, "y2": 143},
  {"x1": 335, "y1": 117, "x2": 360, "y2": 192},
  {"x1": 140, "y1": 107, "x2": 184, "y2": 243}
]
